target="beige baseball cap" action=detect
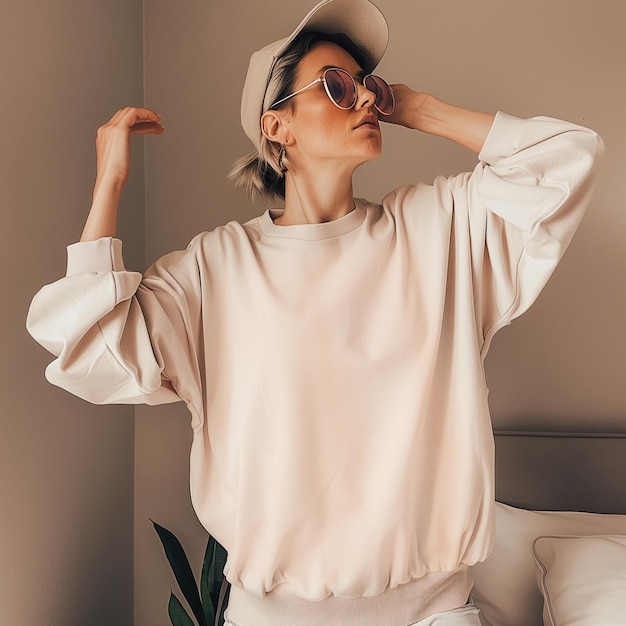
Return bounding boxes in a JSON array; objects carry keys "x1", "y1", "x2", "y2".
[{"x1": 240, "y1": 0, "x2": 389, "y2": 150}]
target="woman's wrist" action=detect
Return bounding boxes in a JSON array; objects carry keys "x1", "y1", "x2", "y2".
[
  {"x1": 80, "y1": 183, "x2": 122, "y2": 242},
  {"x1": 410, "y1": 94, "x2": 446, "y2": 134}
]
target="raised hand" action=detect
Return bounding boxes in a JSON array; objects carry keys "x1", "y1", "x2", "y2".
[
  {"x1": 94, "y1": 107, "x2": 165, "y2": 193},
  {"x1": 81, "y1": 107, "x2": 164, "y2": 242},
  {"x1": 383, "y1": 84, "x2": 430, "y2": 130}
]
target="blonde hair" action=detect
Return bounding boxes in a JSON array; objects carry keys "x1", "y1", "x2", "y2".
[{"x1": 229, "y1": 32, "x2": 366, "y2": 203}]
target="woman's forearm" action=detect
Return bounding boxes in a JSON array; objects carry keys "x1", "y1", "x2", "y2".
[
  {"x1": 80, "y1": 179, "x2": 123, "y2": 241},
  {"x1": 413, "y1": 95, "x2": 495, "y2": 154},
  {"x1": 387, "y1": 87, "x2": 495, "y2": 154}
]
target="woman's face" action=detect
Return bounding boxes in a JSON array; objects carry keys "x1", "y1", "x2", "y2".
[{"x1": 284, "y1": 41, "x2": 383, "y2": 171}]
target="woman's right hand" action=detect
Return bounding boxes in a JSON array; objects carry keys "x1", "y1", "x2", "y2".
[
  {"x1": 81, "y1": 107, "x2": 164, "y2": 242},
  {"x1": 95, "y1": 106, "x2": 165, "y2": 193}
]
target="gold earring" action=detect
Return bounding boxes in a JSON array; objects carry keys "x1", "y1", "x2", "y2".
[{"x1": 278, "y1": 144, "x2": 288, "y2": 175}]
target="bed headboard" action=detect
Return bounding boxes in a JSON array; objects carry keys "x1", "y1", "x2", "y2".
[{"x1": 494, "y1": 430, "x2": 626, "y2": 514}]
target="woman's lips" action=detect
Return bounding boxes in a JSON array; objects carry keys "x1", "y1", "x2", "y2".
[{"x1": 354, "y1": 114, "x2": 380, "y2": 130}]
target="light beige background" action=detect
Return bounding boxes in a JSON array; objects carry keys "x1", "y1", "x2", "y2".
[{"x1": 1, "y1": 1, "x2": 624, "y2": 625}]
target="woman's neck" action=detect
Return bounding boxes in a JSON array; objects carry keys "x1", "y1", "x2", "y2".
[{"x1": 277, "y1": 167, "x2": 356, "y2": 226}]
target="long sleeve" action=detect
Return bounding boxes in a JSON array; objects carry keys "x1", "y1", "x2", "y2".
[
  {"x1": 473, "y1": 113, "x2": 599, "y2": 337},
  {"x1": 387, "y1": 112, "x2": 604, "y2": 356},
  {"x1": 472, "y1": 113, "x2": 604, "y2": 349},
  {"x1": 26, "y1": 236, "x2": 205, "y2": 425}
]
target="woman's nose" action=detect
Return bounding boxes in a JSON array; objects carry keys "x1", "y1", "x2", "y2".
[{"x1": 355, "y1": 80, "x2": 376, "y2": 110}]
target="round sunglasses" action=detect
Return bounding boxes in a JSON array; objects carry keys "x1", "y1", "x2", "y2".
[{"x1": 270, "y1": 67, "x2": 395, "y2": 116}]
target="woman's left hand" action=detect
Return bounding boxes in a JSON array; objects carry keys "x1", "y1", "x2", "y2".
[{"x1": 382, "y1": 84, "x2": 430, "y2": 130}]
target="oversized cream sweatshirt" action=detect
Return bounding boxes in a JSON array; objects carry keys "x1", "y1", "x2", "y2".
[{"x1": 27, "y1": 113, "x2": 603, "y2": 609}]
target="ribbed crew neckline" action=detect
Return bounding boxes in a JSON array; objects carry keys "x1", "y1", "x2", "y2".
[{"x1": 256, "y1": 199, "x2": 366, "y2": 240}]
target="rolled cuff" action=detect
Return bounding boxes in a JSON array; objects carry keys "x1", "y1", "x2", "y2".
[
  {"x1": 478, "y1": 111, "x2": 524, "y2": 165},
  {"x1": 66, "y1": 237, "x2": 126, "y2": 275}
]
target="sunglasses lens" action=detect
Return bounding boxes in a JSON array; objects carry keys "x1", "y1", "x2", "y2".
[
  {"x1": 325, "y1": 69, "x2": 357, "y2": 109},
  {"x1": 365, "y1": 75, "x2": 395, "y2": 115}
]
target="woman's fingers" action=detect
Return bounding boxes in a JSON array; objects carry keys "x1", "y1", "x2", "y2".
[
  {"x1": 136, "y1": 109, "x2": 165, "y2": 136},
  {"x1": 112, "y1": 105, "x2": 161, "y2": 123},
  {"x1": 382, "y1": 86, "x2": 430, "y2": 129},
  {"x1": 100, "y1": 106, "x2": 164, "y2": 135},
  {"x1": 123, "y1": 107, "x2": 164, "y2": 133},
  {"x1": 128, "y1": 120, "x2": 166, "y2": 137}
]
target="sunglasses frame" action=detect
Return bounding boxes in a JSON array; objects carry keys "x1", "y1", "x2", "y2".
[{"x1": 270, "y1": 67, "x2": 394, "y2": 115}]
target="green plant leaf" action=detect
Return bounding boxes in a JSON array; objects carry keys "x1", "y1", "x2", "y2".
[
  {"x1": 168, "y1": 592, "x2": 196, "y2": 626},
  {"x1": 200, "y1": 536, "x2": 217, "y2": 623},
  {"x1": 215, "y1": 578, "x2": 231, "y2": 626},
  {"x1": 212, "y1": 541, "x2": 229, "y2": 605},
  {"x1": 200, "y1": 535, "x2": 229, "y2": 625},
  {"x1": 200, "y1": 564, "x2": 216, "y2": 621},
  {"x1": 213, "y1": 544, "x2": 228, "y2": 614},
  {"x1": 152, "y1": 520, "x2": 208, "y2": 626}
]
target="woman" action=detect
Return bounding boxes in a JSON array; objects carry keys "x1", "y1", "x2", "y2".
[{"x1": 27, "y1": 0, "x2": 603, "y2": 624}]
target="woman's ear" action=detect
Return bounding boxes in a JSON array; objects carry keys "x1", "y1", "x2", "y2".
[{"x1": 261, "y1": 110, "x2": 291, "y2": 145}]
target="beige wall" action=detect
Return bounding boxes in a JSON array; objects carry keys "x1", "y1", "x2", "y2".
[
  {"x1": 0, "y1": 1, "x2": 143, "y2": 624},
  {"x1": 2, "y1": 1, "x2": 624, "y2": 625}
]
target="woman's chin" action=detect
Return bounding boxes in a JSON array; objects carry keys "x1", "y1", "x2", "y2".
[{"x1": 359, "y1": 142, "x2": 383, "y2": 162}]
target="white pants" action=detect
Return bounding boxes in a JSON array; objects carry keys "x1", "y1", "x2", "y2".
[
  {"x1": 225, "y1": 604, "x2": 481, "y2": 626},
  {"x1": 409, "y1": 605, "x2": 481, "y2": 625}
]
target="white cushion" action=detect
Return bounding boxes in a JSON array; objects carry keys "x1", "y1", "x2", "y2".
[
  {"x1": 532, "y1": 535, "x2": 626, "y2": 626},
  {"x1": 471, "y1": 503, "x2": 626, "y2": 626}
]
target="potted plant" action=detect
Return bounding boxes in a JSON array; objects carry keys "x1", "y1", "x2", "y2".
[{"x1": 152, "y1": 520, "x2": 230, "y2": 626}]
